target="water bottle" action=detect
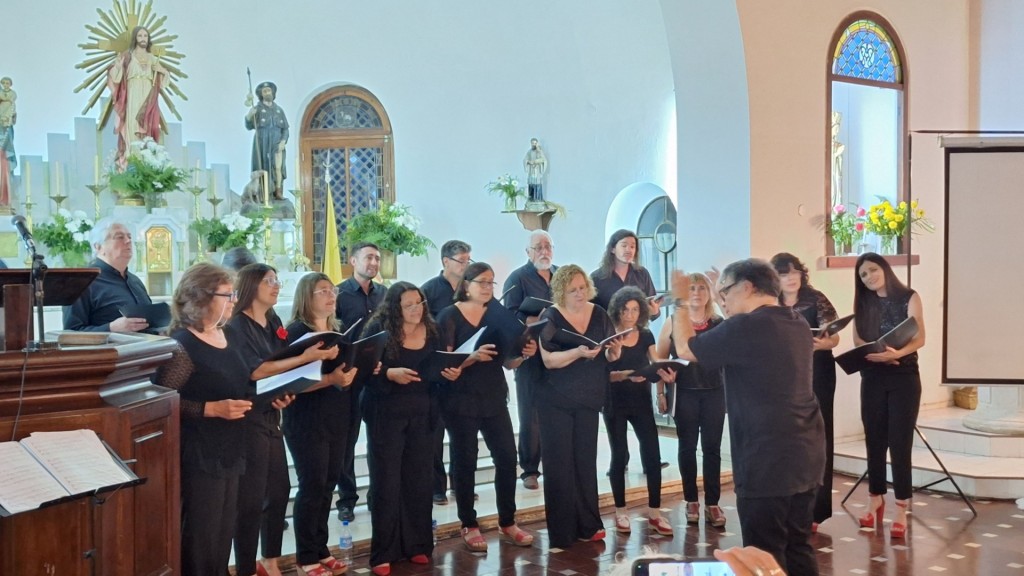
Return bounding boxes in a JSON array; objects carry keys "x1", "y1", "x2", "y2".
[
  {"x1": 432, "y1": 518, "x2": 438, "y2": 545},
  {"x1": 338, "y1": 520, "x2": 353, "y2": 565}
]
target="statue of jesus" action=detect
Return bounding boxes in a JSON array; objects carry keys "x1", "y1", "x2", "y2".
[{"x1": 107, "y1": 26, "x2": 166, "y2": 168}]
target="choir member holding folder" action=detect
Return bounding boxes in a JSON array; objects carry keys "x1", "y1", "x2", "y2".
[
  {"x1": 361, "y1": 282, "x2": 453, "y2": 575},
  {"x1": 153, "y1": 263, "x2": 252, "y2": 576},
  {"x1": 851, "y1": 253, "x2": 926, "y2": 540},
  {"x1": 228, "y1": 264, "x2": 336, "y2": 576},
  {"x1": 771, "y1": 252, "x2": 840, "y2": 531},
  {"x1": 436, "y1": 263, "x2": 537, "y2": 553},
  {"x1": 603, "y1": 286, "x2": 675, "y2": 536},
  {"x1": 282, "y1": 273, "x2": 358, "y2": 576},
  {"x1": 656, "y1": 272, "x2": 727, "y2": 528},
  {"x1": 538, "y1": 264, "x2": 624, "y2": 548}
]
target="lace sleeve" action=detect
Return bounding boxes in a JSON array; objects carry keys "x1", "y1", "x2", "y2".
[
  {"x1": 152, "y1": 341, "x2": 205, "y2": 419},
  {"x1": 816, "y1": 290, "x2": 839, "y2": 326}
]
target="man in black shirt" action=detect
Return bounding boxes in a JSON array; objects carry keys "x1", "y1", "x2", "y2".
[
  {"x1": 502, "y1": 230, "x2": 557, "y2": 490},
  {"x1": 63, "y1": 219, "x2": 153, "y2": 333},
  {"x1": 332, "y1": 241, "x2": 385, "y2": 521},
  {"x1": 670, "y1": 259, "x2": 825, "y2": 576},
  {"x1": 420, "y1": 239, "x2": 472, "y2": 504}
]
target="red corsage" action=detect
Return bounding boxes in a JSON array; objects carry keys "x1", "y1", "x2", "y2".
[{"x1": 276, "y1": 326, "x2": 289, "y2": 340}]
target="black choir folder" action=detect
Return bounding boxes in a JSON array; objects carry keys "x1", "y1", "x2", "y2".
[
  {"x1": 629, "y1": 358, "x2": 691, "y2": 380},
  {"x1": 517, "y1": 296, "x2": 553, "y2": 317},
  {"x1": 811, "y1": 314, "x2": 854, "y2": 337},
  {"x1": 263, "y1": 319, "x2": 363, "y2": 363},
  {"x1": 0, "y1": 429, "x2": 141, "y2": 517},
  {"x1": 429, "y1": 326, "x2": 489, "y2": 372},
  {"x1": 119, "y1": 302, "x2": 171, "y2": 330},
  {"x1": 558, "y1": 327, "x2": 634, "y2": 349},
  {"x1": 834, "y1": 317, "x2": 919, "y2": 375}
]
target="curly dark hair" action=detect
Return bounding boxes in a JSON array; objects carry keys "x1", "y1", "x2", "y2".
[
  {"x1": 365, "y1": 281, "x2": 438, "y2": 360},
  {"x1": 607, "y1": 286, "x2": 650, "y2": 329},
  {"x1": 770, "y1": 252, "x2": 815, "y2": 300}
]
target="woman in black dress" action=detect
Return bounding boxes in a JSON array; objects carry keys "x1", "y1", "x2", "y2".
[
  {"x1": 229, "y1": 264, "x2": 338, "y2": 576},
  {"x1": 538, "y1": 264, "x2": 623, "y2": 548},
  {"x1": 604, "y1": 286, "x2": 674, "y2": 536},
  {"x1": 283, "y1": 273, "x2": 358, "y2": 576},
  {"x1": 436, "y1": 262, "x2": 537, "y2": 552},
  {"x1": 771, "y1": 252, "x2": 840, "y2": 532},
  {"x1": 154, "y1": 263, "x2": 252, "y2": 576},
  {"x1": 853, "y1": 253, "x2": 925, "y2": 540},
  {"x1": 656, "y1": 272, "x2": 726, "y2": 528},
  {"x1": 359, "y1": 281, "x2": 452, "y2": 575}
]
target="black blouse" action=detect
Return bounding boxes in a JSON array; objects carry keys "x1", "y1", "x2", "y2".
[
  {"x1": 436, "y1": 305, "x2": 509, "y2": 418},
  {"x1": 787, "y1": 288, "x2": 839, "y2": 385},
  {"x1": 864, "y1": 290, "x2": 919, "y2": 375},
  {"x1": 538, "y1": 305, "x2": 615, "y2": 411},
  {"x1": 670, "y1": 316, "x2": 725, "y2": 391},
  {"x1": 361, "y1": 318, "x2": 435, "y2": 418},
  {"x1": 281, "y1": 321, "x2": 351, "y2": 438},
  {"x1": 226, "y1": 312, "x2": 288, "y2": 438},
  {"x1": 605, "y1": 328, "x2": 656, "y2": 415}
]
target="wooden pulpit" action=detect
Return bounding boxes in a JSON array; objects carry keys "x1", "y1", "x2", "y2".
[{"x1": 0, "y1": 333, "x2": 180, "y2": 576}]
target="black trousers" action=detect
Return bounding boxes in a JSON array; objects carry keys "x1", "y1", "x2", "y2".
[
  {"x1": 286, "y1": 423, "x2": 346, "y2": 565},
  {"x1": 364, "y1": 407, "x2": 434, "y2": 567},
  {"x1": 538, "y1": 401, "x2": 602, "y2": 548},
  {"x1": 812, "y1": 373, "x2": 836, "y2": 523},
  {"x1": 431, "y1": 413, "x2": 449, "y2": 496},
  {"x1": 181, "y1": 460, "x2": 238, "y2": 576},
  {"x1": 604, "y1": 403, "x2": 661, "y2": 508},
  {"x1": 335, "y1": 392, "x2": 362, "y2": 512},
  {"x1": 233, "y1": 425, "x2": 290, "y2": 576},
  {"x1": 674, "y1": 386, "x2": 726, "y2": 505},
  {"x1": 515, "y1": 375, "x2": 542, "y2": 478},
  {"x1": 736, "y1": 488, "x2": 818, "y2": 576},
  {"x1": 446, "y1": 409, "x2": 520, "y2": 528},
  {"x1": 861, "y1": 371, "x2": 922, "y2": 500}
]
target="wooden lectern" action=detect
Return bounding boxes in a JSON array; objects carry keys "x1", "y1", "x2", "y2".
[{"x1": 0, "y1": 272, "x2": 181, "y2": 575}]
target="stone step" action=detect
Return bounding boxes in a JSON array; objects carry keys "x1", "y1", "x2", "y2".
[{"x1": 913, "y1": 408, "x2": 1024, "y2": 458}]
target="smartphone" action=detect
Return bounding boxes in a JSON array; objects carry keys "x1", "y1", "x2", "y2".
[{"x1": 632, "y1": 558, "x2": 736, "y2": 576}]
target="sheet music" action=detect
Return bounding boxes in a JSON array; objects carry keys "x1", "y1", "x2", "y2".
[
  {"x1": 0, "y1": 442, "x2": 70, "y2": 514},
  {"x1": 454, "y1": 326, "x2": 488, "y2": 353},
  {"x1": 19, "y1": 430, "x2": 133, "y2": 496},
  {"x1": 257, "y1": 360, "x2": 323, "y2": 394}
]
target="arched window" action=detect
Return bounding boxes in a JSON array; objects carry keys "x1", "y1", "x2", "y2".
[
  {"x1": 827, "y1": 14, "x2": 908, "y2": 254},
  {"x1": 299, "y1": 86, "x2": 394, "y2": 270},
  {"x1": 636, "y1": 196, "x2": 676, "y2": 293}
]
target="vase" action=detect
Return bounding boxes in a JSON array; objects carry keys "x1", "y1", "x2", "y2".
[
  {"x1": 379, "y1": 250, "x2": 397, "y2": 279},
  {"x1": 504, "y1": 195, "x2": 517, "y2": 212},
  {"x1": 61, "y1": 251, "x2": 89, "y2": 268},
  {"x1": 878, "y1": 235, "x2": 898, "y2": 255},
  {"x1": 205, "y1": 251, "x2": 224, "y2": 265},
  {"x1": 144, "y1": 193, "x2": 168, "y2": 213},
  {"x1": 833, "y1": 239, "x2": 852, "y2": 256}
]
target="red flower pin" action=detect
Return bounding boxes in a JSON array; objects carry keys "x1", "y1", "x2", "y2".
[{"x1": 276, "y1": 326, "x2": 288, "y2": 340}]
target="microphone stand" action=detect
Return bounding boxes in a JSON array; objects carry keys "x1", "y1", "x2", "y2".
[{"x1": 27, "y1": 247, "x2": 56, "y2": 351}]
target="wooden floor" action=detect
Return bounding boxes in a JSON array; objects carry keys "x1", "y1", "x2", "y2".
[{"x1": 341, "y1": 473, "x2": 1024, "y2": 576}]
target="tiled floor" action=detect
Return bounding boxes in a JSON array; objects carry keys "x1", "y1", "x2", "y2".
[{"x1": 261, "y1": 474, "x2": 1024, "y2": 575}]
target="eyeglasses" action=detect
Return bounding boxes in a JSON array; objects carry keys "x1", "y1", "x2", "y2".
[
  {"x1": 469, "y1": 280, "x2": 498, "y2": 288},
  {"x1": 402, "y1": 300, "x2": 425, "y2": 311},
  {"x1": 717, "y1": 281, "x2": 739, "y2": 298},
  {"x1": 446, "y1": 256, "x2": 474, "y2": 266},
  {"x1": 263, "y1": 278, "x2": 284, "y2": 288},
  {"x1": 620, "y1": 307, "x2": 641, "y2": 315},
  {"x1": 529, "y1": 243, "x2": 554, "y2": 253},
  {"x1": 213, "y1": 291, "x2": 238, "y2": 302},
  {"x1": 314, "y1": 287, "x2": 341, "y2": 297}
]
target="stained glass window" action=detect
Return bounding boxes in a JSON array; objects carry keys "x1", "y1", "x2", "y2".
[
  {"x1": 311, "y1": 147, "x2": 385, "y2": 265},
  {"x1": 832, "y1": 20, "x2": 902, "y2": 84},
  {"x1": 310, "y1": 95, "x2": 383, "y2": 130}
]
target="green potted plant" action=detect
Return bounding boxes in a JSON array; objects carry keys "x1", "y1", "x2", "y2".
[
  {"x1": 191, "y1": 211, "x2": 266, "y2": 254},
  {"x1": 107, "y1": 137, "x2": 188, "y2": 211},
  {"x1": 344, "y1": 202, "x2": 434, "y2": 278},
  {"x1": 486, "y1": 174, "x2": 526, "y2": 211},
  {"x1": 36, "y1": 209, "x2": 94, "y2": 267}
]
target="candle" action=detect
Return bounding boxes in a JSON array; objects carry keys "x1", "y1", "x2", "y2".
[
  {"x1": 54, "y1": 161, "x2": 61, "y2": 195},
  {"x1": 208, "y1": 172, "x2": 215, "y2": 199},
  {"x1": 194, "y1": 159, "x2": 200, "y2": 187},
  {"x1": 94, "y1": 155, "x2": 99, "y2": 185},
  {"x1": 262, "y1": 173, "x2": 270, "y2": 208},
  {"x1": 295, "y1": 156, "x2": 300, "y2": 191},
  {"x1": 25, "y1": 162, "x2": 31, "y2": 201}
]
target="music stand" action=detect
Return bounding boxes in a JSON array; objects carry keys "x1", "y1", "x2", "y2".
[{"x1": 0, "y1": 268, "x2": 101, "y2": 350}]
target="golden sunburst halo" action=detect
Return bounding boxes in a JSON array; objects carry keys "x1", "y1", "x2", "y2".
[{"x1": 74, "y1": 0, "x2": 188, "y2": 131}]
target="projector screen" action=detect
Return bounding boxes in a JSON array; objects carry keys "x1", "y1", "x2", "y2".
[{"x1": 944, "y1": 141, "x2": 1024, "y2": 384}]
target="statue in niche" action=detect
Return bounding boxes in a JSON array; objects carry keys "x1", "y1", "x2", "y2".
[
  {"x1": 0, "y1": 76, "x2": 15, "y2": 209},
  {"x1": 524, "y1": 137, "x2": 548, "y2": 203},
  {"x1": 831, "y1": 111, "x2": 845, "y2": 207},
  {"x1": 108, "y1": 26, "x2": 167, "y2": 169},
  {"x1": 240, "y1": 170, "x2": 295, "y2": 219},
  {"x1": 246, "y1": 81, "x2": 289, "y2": 202}
]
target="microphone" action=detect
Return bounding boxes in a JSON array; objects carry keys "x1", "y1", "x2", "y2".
[{"x1": 11, "y1": 214, "x2": 37, "y2": 252}]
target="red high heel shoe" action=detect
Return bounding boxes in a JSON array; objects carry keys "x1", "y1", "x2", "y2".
[
  {"x1": 890, "y1": 500, "x2": 909, "y2": 539},
  {"x1": 858, "y1": 497, "x2": 885, "y2": 530}
]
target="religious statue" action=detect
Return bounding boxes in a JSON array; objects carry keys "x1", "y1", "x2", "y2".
[
  {"x1": 524, "y1": 138, "x2": 548, "y2": 202},
  {"x1": 0, "y1": 76, "x2": 16, "y2": 209},
  {"x1": 245, "y1": 81, "x2": 289, "y2": 201},
  {"x1": 831, "y1": 111, "x2": 845, "y2": 207},
  {"x1": 107, "y1": 26, "x2": 167, "y2": 169},
  {"x1": 240, "y1": 170, "x2": 295, "y2": 219}
]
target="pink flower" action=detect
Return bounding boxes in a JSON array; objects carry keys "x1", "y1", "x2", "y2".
[
  {"x1": 833, "y1": 204, "x2": 846, "y2": 214},
  {"x1": 855, "y1": 222, "x2": 865, "y2": 232},
  {"x1": 856, "y1": 207, "x2": 867, "y2": 217}
]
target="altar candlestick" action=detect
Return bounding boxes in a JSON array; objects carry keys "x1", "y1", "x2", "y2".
[{"x1": 94, "y1": 155, "x2": 100, "y2": 185}]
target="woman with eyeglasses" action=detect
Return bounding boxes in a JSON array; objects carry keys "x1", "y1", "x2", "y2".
[
  {"x1": 655, "y1": 272, "x2": 727, "y2": 528},
  {"x1": 538, "y1": 264, "x2": 623, "y2": 548},
  {"x1": 852, "y1": 253, "x2": 925, "y2": 540},
  {"x1": 604, "y1": 286, "x2": 674, "y2": 536},
  {"x1": 282, "y1": 273, "x2": 359, "y2": 576},
  {"x1": 153, "y1": 263, "x2": 252, "y2": 575},
  {"x1": 435, "y1": 262, "x2": 537, "y2": 553},
  {"x1": 228, "y1": 264, "x2": 339, "y2": 576},
  {"x1": 360, "y1": 282, "x2": 453, "y2": 575},
  {"x1": 770, "y1": 252, "x2": 840, "y2": 533}
]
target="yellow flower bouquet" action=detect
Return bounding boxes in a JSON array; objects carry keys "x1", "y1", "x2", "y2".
[{"x1": 866, "y1": 198, "x2": 934, "y2": 253}]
